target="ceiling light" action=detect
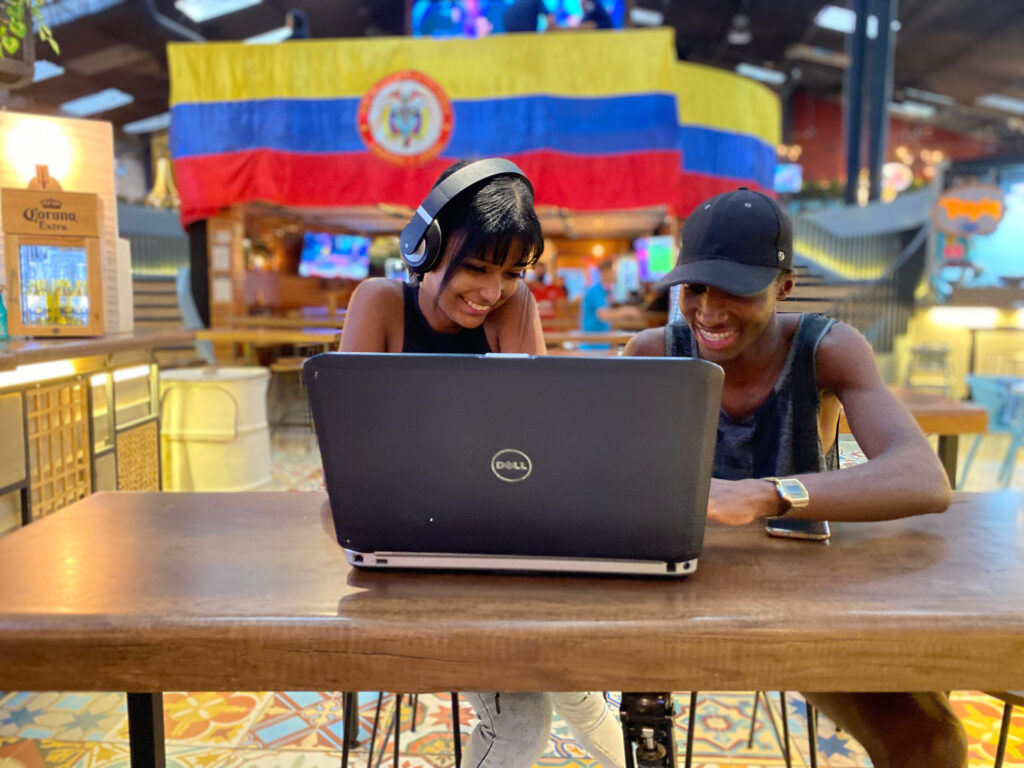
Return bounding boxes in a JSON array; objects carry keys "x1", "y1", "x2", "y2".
[
  {"x1": 629, "y1": 7, "x2": 663, "y2": 26},
  {"x1": 887, "y1": 101, "x2": 936, "y2": 120},
  {"x1": 728, "y1": 28, "x2": 752, "y2": 45},
  {"x1": 123, "y1": 112, "x2": 171, "y2": 134},
  {"x1": 976, "y1": 93, "x2": 1024, "y2": 116},
  {"x1": 175, "y1": 0, "x2": 261, "y2": 23},
  {"x1": 814, "y1": 5, "x2": 855, "y2": 33},
  {"x1": 40, "y1": 0, "x2": 125, "y2": 28},
  {"x1": 735, "y1": 63, "x2": 786, "y2": 85},
  {"x1": 33, "y1": 60, "x2": 65, "y2": 83},
  {"x1": 813, "y1": 5, "x2": 878, "y2": 37},
  {"x1": 784, "y1": 43, "x2": 849, "y2": 68},
  {"x1": 727, "y1": 13, "x2": 752, "y2": 45},
  {"x1": 244, "y1": 25, "x2": 292, "y2": 43},
  {"x1": 59, "y1": 88, "x2": 134, "y2": 117},
  {"x1": 902, "y1": 87, "x2": 955, "y2": 107}
]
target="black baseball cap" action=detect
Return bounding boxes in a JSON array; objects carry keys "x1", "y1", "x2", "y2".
[{"x1": 656, "y1": 187, "x2": 793, "y2": 296}]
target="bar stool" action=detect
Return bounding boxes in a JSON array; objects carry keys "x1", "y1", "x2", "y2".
[
  {"x1": 683, "y1": 691, "x2": 817, "y2": 768},
  {"x1": 983, "y1": 691, "x2": 1023, "y2": 768},
  {"x1": 960, "y1": 375, "x2": 1024, "y2": 488},
  {"x1": 904, "y1": 343, "x2": 955, "y2": 397},
  {"x1": 267, "y1": 355, "x2": 313, "y2": 431},
  {"x1": 745, "y1": 692, "x2": 818, "y2": 768},
  {"x1": 340, "y1": 692, "x2": 463, "y2": 768}
]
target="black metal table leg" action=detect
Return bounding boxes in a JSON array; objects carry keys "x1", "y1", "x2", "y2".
[
  {"x1": 393, "y1": 694, "x2": 402, "y2": 768},
  {"x1": 127, "y1": 692, "x2": 165, "y2": 768},
  {"x1": 757, "y1": 691, "x2": 788, "y2": 764},
  {"x1": 937, "y1": 434, "x2": 959, "y2": 488},
  {"x1": 806, "y1": 701, "x2": 818, "y2": 768},
  {"x1": 993, "y1": 701, "x2": 1013, "y2": 768},
  {"x1": 367, "y1": 694, "x2": 383, "y2": 768},
  {"x1": 451, "y1": 693, "x2": 463, "y2": 767},
  {"x1": 684, "y1": 692, "x2": 696, "y2": 768},
  {"x1": 340, "y1": 692, "x2": 358, "y2": 767},
  {"x1": 778, "y1": 692, "x2": 791, "y2": 768},
  {"x1": 746, "y1": 691, "x2": 760, "y2": 748}
]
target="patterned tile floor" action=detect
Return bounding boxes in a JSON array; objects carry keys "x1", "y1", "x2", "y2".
[
  {"x1": 2, "y1": 422, "x2": 1023, "y2": 767},
  {"x1": 0, "y1": 690, "x2": 1021, "y2": 767}
]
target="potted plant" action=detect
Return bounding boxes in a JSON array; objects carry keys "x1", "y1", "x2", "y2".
[{"x1": 0, "y1": 0, "x2": 59, "y2": 88}]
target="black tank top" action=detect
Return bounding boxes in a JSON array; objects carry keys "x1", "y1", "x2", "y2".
[
  {"x1": 664, "y1": 313, "x2": 839, "y2": 479},
  {"x1": 402, "y1": 283, "x2": 491, "y2": 354}
]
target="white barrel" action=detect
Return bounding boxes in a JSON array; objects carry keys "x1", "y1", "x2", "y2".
[{"x1": 159, "y1": 367, "x2": 272, "y2": 492}]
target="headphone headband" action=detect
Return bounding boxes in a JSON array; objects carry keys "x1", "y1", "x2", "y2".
[{"x1": 399, "y1": 158, "x2": 531, "y2": 271}]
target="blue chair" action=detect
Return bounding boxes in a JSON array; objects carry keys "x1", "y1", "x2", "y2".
[
  {"x1": 175, "y1": 266, "x2": 216, "y2": 365},
  {"x1": 959, "y1": 375, "x2": 1024, "y2": 488}
]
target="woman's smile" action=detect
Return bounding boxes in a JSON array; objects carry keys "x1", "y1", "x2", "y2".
[{"x1": 462, "y1": 296, "x2": 495, "y2": 314}]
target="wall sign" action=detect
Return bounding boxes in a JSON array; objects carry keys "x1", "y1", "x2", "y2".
[
  {"x1": 1, "y1": 189, "x2": 100, "y2": 238},
  {"x1": 933, "y1": 183, "x2": 1005, "y2": 237},
  {"x1": 2, "y1": 187, "x2": 104, "y2": 337}
]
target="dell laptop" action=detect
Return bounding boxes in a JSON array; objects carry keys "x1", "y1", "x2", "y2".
[{"x1": 304, "y1": 353, "x2": 722, "y2": 577}]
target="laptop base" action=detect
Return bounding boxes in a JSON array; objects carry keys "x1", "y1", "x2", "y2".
[{"x1": 346, "y1": 550, "x2": 698, "y2": 577}]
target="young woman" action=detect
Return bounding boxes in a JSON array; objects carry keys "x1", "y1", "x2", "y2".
[
  {"x1": 341, "y1": 159, "x2": 626, "y2": 768},
  {"x1": 341, "y1": 160, "x2": 544, "y2": 355}
]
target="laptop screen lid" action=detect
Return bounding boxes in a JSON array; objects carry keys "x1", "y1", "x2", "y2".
[{"x1": 304, "y1": 353, "x2": 722, "y2": 565}]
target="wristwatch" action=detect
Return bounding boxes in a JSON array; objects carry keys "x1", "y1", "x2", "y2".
[{"x1": 762, "y1": 477, "x2": 809, "y2": 517}]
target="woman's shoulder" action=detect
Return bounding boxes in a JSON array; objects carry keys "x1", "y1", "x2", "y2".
[
  {"x1": 350, "y1": 277, "x2": 405, "y2": 306},
  {"x1": 341, "y1": 279, "x2": 406, "y2": 352}
]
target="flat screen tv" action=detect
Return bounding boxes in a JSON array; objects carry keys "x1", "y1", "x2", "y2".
[
  {"x1": 634, "y1": 235, "x2": 675, "y2": 282},
  {"x1": 774, "y1": 163, "x2": 804, "y2": 194},
  {"x1": 299, "y1": 233, "x2": 371, "y2": 280},
  {"x1": 411, "y1": 0, "x2": 625, "y2": 38}
]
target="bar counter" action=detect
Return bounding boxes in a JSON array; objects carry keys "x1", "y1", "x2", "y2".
[
  {"x1": 0, "y1": 329, "x2": 195, "y2": 370},
  {"x1": 0, "y1": 330, "x2": 196, "y2": 532}
]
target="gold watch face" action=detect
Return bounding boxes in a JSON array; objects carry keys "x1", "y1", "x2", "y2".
[{"x1": 777, "y1": 478, "x2": 809, "y2": 506}]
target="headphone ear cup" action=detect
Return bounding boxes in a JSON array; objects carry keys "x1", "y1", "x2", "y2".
[{"x1": 410, "y1": 219, "x2": 444, "y2": 275}]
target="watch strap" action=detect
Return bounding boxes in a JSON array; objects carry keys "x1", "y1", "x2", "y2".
[{"x1": 763, "y1": 476, "x2": 792, "y2": 517}]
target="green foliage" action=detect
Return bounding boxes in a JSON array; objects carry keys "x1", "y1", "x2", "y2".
[{"x1": 1, "y1": 0, "x2": 59, "y2": 58}]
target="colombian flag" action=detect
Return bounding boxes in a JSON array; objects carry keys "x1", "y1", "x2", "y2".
[
  {"x1": 675, "y1": 61, "x2": 780, "y2": 213},
  {"x1": 168, "y1": 29, "x2": 779, "y2": 225}
]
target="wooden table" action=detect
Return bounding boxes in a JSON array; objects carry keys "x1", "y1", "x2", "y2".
[
  {"x1": 1, "y1": 491, "x2": 1022, "y2": 765},
  {"x1": 840, "y1": 386, "x2": 988, "y2": 486},
  {"x1": 196, "y1": 328, "x2": 341, "y2": 362},
  {"x1": 225, "y1": 315, "x2": 344, "y2": 330},
  {"x1": 544, "y1": 331, "x2": 637, "y2": 347}
]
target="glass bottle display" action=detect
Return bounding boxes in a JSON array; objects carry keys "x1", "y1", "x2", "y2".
[{"x1": 18, "y1": 244, "x2": 90, "y2": 327}]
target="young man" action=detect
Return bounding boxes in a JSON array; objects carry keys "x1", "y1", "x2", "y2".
[{"x1": 624, "y1": 188, "x2": 966, "y2": 768}]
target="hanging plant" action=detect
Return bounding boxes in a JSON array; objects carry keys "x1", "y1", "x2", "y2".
[{"x1": 1, "y1": 0, "x2": 59, "y2": 58}]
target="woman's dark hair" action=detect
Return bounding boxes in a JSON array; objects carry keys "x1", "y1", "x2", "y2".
[{"x1": 425, "y1": 159, "x2": 544, "y2": 296}]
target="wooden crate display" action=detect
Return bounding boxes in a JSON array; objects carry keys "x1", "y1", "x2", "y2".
[
  {"x1": 25, "y1": 380, "x2": 91, "y2": 518},
  {"x1": 116, "y1": 420, "x2": 159, "y2": 492}
]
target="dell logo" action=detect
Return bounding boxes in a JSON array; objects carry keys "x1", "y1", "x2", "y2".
[{"x1": 491, "y1": 449, "x2": 532, "y2": 483}]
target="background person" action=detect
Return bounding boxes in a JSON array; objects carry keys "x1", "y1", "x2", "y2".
[
  {"x1": 284, "y1": 8, "x2": 311, "y2": 39},
  {"x1": 580, "y1": 258, "x2": 643, "y2": 349},
  {"x1": 503, "y1": 0, "x2": 555, "y2": 32}
]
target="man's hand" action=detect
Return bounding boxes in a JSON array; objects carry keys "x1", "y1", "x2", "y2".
[{"x1": 706, "y1": 478, "x2": 781, "y2": 525}]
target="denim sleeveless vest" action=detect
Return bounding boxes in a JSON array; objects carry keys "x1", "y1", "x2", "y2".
[{"x1": 665, "y1": 313, "x2": 839, "y2": 480}]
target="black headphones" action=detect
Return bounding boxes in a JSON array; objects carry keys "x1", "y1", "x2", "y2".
[{"x1": 399, "y1": 158, "x2": 532, "y2": 275}]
